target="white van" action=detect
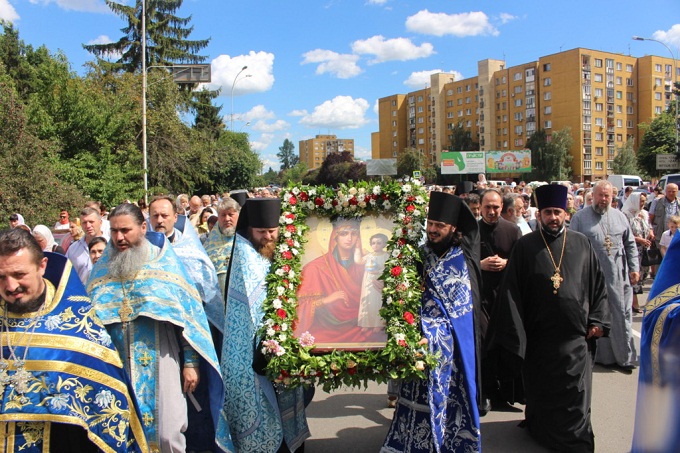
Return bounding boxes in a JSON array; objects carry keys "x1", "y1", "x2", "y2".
[
  {"x1": 607, "y1": 174, "x2": 642, "y2": 190},
  {"x1": 657, "y1": 173, "x2": 680, "y2": 190}
]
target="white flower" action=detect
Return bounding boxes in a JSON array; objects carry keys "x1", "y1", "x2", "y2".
[
  {"x1": 335, "y1": 205, "x2": 343, "y2": 212},
  {"x1": 276, "y1": 346, "x2": 287, "y2": 357},
  {"x1": 358, "y1": 201, "x2": 367, "y2": 208},
  {"x1": 386, "y1": 296, "x2": 393, "y2": 305},
  {"x1": 279, "y1": 243, "x2": 290, "y2": 252},
  {"x1": 49, "y1": 394, "x2": 70, "y2": 410},
  {"x1": 416, "y1": 196, "x2": 425, "y2": 204},
  {"x1": 392, "y1": 249, "x2": 401, "y2": 258},
  {"x1": 350, "y1": 205, "x2": 357, "y2": 211},
  {"x1": 373, "y1": 186, "x2": 381, "y2": 195},
  {"x1": 97, "y1": 329, "x2": 112, "y2": 347},
  {"x1": 394, "y1": 333, "x2": 406, "y2": 342},
  {"x1": 279, "y1": 333, "x2": 287, "y2": 342},
  {"x1": 275, "y1": 268, "x2": 285, "y2": 277},
  {"x1": 308, "y1": 188, "x2": 317, "y2": 196},
  {"x1": 415, "y1": 360, "x2": 425, "y2": 371},
  {"x1": 413, "y1": 209, "x2": 422, "y2": 217},
  {"x1": 287, "y1": 270, "x2": 296, "y2": 279},
  {"x1": 342, "y1": 201, "x2": 350, "y2": 207},
  {"x1": 283, "y1": 192, "x2": 292, "y2": 202},
  {"x1": 265, "y1": 318, "x2": 274, "y2": 326},
  {"x1": 272, "y1": 299, "x2": 283, "y2": 309},
  {"x1": 402, "y1": 184, "x2": 412, "y2": 193},
  {"x1": 95, "y1": 390, "x2": 114, "y2": 408},
  {"x1": 276, "y1": 286, "x2": 286, "y2": 296},
  {"x1": 383, "y1": 201, "x2": 391, "y2": 210},
  {"x1": 44, "y1": 315, "x2": 61, "y2": 331},
  {"x1": 292, "y1": 187, "x2": 300, "y2": 195},
  {"x1": 398, "y1": 213, "x2": 405, "y2": 221},
  {"x1": 348, "y1": 187, "x2": 357, "y2": 195},
  {"x1": 284, "y1": 231, "x2": 292, "y2": 238},
  {"x1": 281, "y1": 323, "x2": 288, "y2": 331},
  {"x1": 267, "y1": 326, "x2": 277, "y2": 336},
  {"x1": 324, "y1": 202, "x2": 332, "y2": 210},
  {"x1": 358, "y1": 187, "x2": 366, "y2": 194},
  {"x1": 284, "y1": 216, "x2": 294, "y2": 225}
]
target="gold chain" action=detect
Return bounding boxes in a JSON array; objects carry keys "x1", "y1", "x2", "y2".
[{"x1": 538, "y1": 227, "x2": 567, "y2": 294}]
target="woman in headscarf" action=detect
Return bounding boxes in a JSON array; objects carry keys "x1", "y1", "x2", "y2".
[
  {"x1": 622, "y1": 192, "x2": 654, "y2": 312},
  {"x1": 32, "y1": 224, "x2": 65, "y2": 254}
]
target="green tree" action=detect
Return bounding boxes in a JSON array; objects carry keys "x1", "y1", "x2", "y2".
[
  {"x1": 316, "y1": 151, "x2": 360, "y2": 187},
  {"x1": 280, "y1": 162, "x2": 309, "y2": 186},
  {"x1": 262, "y1": 167, "x2": 280, "y2": 186},
  {"x1": 636, "y1": 112, "x2": 677, "y2": 177},
  {"x1": 612, "y1": 138, "x2": 640, "y2": 175},
  {"x1": 83, "y1": 0, "x2": 209, "y2": 73},
  {"x1": 526, "y1": 128, "x2": 573, "y2": 181},
  {"x1": 203, "y1": 131, "x2": 262, "y2": 192},
  {"x1": 449, "y1": 124, "x2": 479, "y2": 151},
  {"x1": 397, "y1": 147, "x2": 424, "y2": 179},
  {"x1": 192, "y1": 87, "x2": 224, "y2": 140},
  {"x1": 277, "y1": 138, "x2": 299, "y2": 170},
  {"x1": 0, "y1": 82, "x2": 86, "y2": 228}
]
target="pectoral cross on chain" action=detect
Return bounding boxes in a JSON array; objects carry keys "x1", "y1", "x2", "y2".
[
  {"x1": 603, "y1": 235, "x2": 613, "y2": 256},
  {"x1": 550, "y1": 270, "x2": 563, "y2": 294},
  {"x1": 119, "y1": 300, "x2": 133, "y2": 323}
]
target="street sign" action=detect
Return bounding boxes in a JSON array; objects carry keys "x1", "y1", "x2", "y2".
[
  {"x1": 413, "y1": 170, "x2": 421, "y2": 179},
  {"x1": 656, "y1": 153, "x2": 680, "y2": 170},
  {"x1": 171, "y1": 64, "x2": 211, "y2": 83}
]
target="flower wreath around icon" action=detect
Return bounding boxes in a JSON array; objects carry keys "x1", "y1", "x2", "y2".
[{"x1": 260, "y1": 177, "x2": 438, "y2": 391}]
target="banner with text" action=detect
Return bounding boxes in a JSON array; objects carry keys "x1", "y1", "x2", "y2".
[
  {"x1": 440, "y1": 151, "x2": 485, "y2": 174},
  {"x1": 485, "y1": 150, "x2": 532, "y2": 173}
]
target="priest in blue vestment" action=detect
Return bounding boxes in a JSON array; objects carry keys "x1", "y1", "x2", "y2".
[
  {"x1": 632, "y1": 230, "x2": 680, "y2": 453},
  {"x1": 382, "y1": 191, "x2": 482, "y2": 453},
  {"x1": 0, "y1": 228, "x2": 148, "y2": 452},
  {"x1": 88, "y1": 203, "x2": 233, "y2": 452}
]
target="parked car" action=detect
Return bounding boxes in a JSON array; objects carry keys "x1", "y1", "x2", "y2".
[
  {"x1": 607, "y1": 174, "x2": 642, "y2": 190},
  {"x1": 656, "y1": 173, "x2": 680, "y2": 191}
]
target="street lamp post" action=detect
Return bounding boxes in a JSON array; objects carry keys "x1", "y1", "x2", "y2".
[
  {"x1": 633, "y1": 36, "x2": 679, "y2": 155},
  {"x1": 141, "y1": 0, "x2": 148, "y2": 204},
  {"x1": 230, "y1": 66, "x2": 251, "y2": 130}
]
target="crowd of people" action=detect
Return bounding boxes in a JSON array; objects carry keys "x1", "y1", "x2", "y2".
[{"x1": 0, "y1": 177, "x2": 678, "y2": 453}]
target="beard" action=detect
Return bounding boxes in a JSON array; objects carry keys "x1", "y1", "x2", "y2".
[
  {"x1": 5, "y1": 288, "x2": 47, "y2": 314},
  {"x1": 220, "y1": 225, "x2": 236, "y2": 236},
  {"x1": 249, "y1": 235, "x2": 277, "y2": 261},
  {"x1": 592, "y1": 202, "x2": 609, "y2": 215},
  {"x1": 108, "y1": 238, "x2": 150, "y2": 279},
  {"x1": 427, "y1": 230, "x2": 455, "y2": 256}
]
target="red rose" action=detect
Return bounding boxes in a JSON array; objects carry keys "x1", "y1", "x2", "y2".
[
  {"x1": 286, "y1": 224, "x2": 296, "y2": 233},
  {"x1": 276, "y1": 308, "x2": 287, "y2": 319},
  {"x1": 405, "y1": 204, "x2": 415, "y2": 213},
  {"x1": 390, "y1": 266, "x2": 402, "y2": 277},
  {"x1": 282, "y1": 279, "x2": 289, "y2": 286},
  {"x1": 286, "y1": 238, "x2": 295, "y2": 247},
  {"x1": 397, "y1": 283, "x2": 407, "y2": 292},
  {"x1": 371, "y1": 194, "x2": 379, "y2": 200},
  {"x1": 397, "y1": 238, "x2": 407, "y2": 247},
  {"x1": 280, "y1": 369, "x2": 290, "y2": 377},
  {"x1": 364, "y1": 195, "x2": 371, "y2": 203},
  {"x1": 315, "y1": 197, "x2": 324, "y2": 206},
  {"x1": 398, "y1": 339, "x2": 407, "y2": 347},
  {"x1": 282, "y1": 264, "x2": 291, "y2": 273},
  {"x1": 282, "y1": 251, "x2": 293, "y2": 260},
  {"x1": 348, "y1": 368, "x2": 357, "y2": 375},
  {"x1": 403, "y1": 311, "x2": 415, "y2": 325},
  {"x1": 273, "y1": 324, "x2": 281, "y2": 331},
  {"x1": 331, "y1": 199, "x2": 339, "y2": 206},
  {"x1": 285, "y1": 213, "x2": 295, "y2": 220},
  {"x1": 403, "y1": 216, "x2": 411, "y2": 225},
  {"x1": 381, "y1": 194, "x2": 389, "y2": 200},
  {"x1": 349, "y1": 197, "x2": 358, "y2": 205},
  {"x1": 289, "y1": 196, "x2": 298, "y2": 206},
  {"x1": 300, "y1": 192, "x2": 309, "y2": 202},
  {"x1": 407, "y1": 195, "x2": 415, "y2": 202}
]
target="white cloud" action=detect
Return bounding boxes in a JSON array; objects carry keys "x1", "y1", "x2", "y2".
[
  {"x1": 354, "y1": 144, "x2": 372, "y2": 160},
  {"x1": 373, "y1": 99, "x2": 379, "y2": 116},
  {"x1": 404, "y1": 69, "x2": 463, "y2": 89},
  {"x1": 86, "y1": 35, "x2": 113, "y2": 45},
  {"x1": 242, "y1": 105, "x2": 276, "y2": 122},
  {"x1": 250, "y1": 133, "x2": 275, "y2": 152},
  {"x1": 652, "y1": 24, "x2": 680, "y2": 49},
  {"x1": 351, "y1": 35, "x2": 434, "y2": 64},
  {"x1": 366, "y1": 0, "x2": 388, "y2": 4},
  {"x1": 0, "y1": 0, "x2": 19, "y2": 22},
  {"x1": 207, "y1": 51, "x2": 275, "y2": 96},
  {"x1": 301, "y1": 49, "x2": 362, "y2": 79},
  {"x1": 28, "y1": 0, "x2": 109, "y2": 13},
  {"x1": 299, "y1": 96, "x2": 370, "y2": 129},
  {"x1": 251, "y1": 119, "x2": 289, "y2": 133},
  {"x1": 499, "y1": 13, "x2": 517, "y2": 25},
  {"x1": 289, "y1": 109, "x2": 308, "y2": 117},
  {"x1": 405, "y1": 10, "x2": 499, "y2": 37}
]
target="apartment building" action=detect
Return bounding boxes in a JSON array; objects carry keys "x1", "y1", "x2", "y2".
[
  {"x1": 299, "y1": 134, "x2": 355, "y2": 170},
  {"x1": 373, "y1": 47, "x2": 678, "y2": 182}
]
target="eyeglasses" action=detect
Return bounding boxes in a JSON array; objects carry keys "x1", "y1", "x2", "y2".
[{"x1": 60, "y1": 215, "x2": 67, "y2": 218}]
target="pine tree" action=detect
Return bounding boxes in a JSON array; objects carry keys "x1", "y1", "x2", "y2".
[{"x1": 83, "y1": 0, "x2": 209, "y2": 73}]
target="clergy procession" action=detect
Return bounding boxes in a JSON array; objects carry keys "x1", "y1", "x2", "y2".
[{"x1": 1, "y1": 178, "x2": 679, "y2": 453}]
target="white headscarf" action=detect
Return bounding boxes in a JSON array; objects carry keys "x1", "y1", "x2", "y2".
[
  {"x1": 622, "y1": 192, "x2": 644, "y2": 220},
  {"x1": 32, "y1": 224, "x2": 58, "y2": 252}
]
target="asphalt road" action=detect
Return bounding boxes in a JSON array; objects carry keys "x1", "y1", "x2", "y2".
[{"x1": 304, "y1": 281, "x2": 650, "y2": 453}]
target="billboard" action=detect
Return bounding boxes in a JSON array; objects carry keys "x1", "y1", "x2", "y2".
[
  {"x1": 366, "y1": 159, "x2": 398, "y2": 176},
  {"x1": 485, "y1": 150, "x2": 532, "y2": 173},
  {"x1": 440, "y1": 151, "x2": 485, "y2": 174}
]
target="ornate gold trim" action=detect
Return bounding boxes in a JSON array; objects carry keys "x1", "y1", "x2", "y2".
[
  {"x1": 650, "y1": 303, "x2": 680, "y2": 386},
  {"x1": 645, "y1": 284, "x2": 680, "y2": 313},
  {"x1": 2, "y1": 333, "x2": 122, "y2": 367}
]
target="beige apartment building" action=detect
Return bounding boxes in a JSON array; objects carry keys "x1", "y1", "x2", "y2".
[
  {"x1": 299, "y1": 134, "x2": 355, "y2": 170},
  {"x1": 373, "y1": 47, "x2": 678, "y2": 182}
]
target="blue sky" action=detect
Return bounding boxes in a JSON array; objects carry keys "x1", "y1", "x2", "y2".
[{"x1": 2, "y1": 0, "x2": 680, "y2": 172}]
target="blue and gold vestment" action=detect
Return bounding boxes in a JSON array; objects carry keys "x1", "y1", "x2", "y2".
[
  {"x1": 88, "y1": 232, "x2": 233, "y2": 452},
  {"x1": 0, "y1": 252, "x2": 148, "y2": 453}
]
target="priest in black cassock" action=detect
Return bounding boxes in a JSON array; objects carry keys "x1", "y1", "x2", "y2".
[{"x1": 486, "y1": 184, "x2": 610, "y2": 453}]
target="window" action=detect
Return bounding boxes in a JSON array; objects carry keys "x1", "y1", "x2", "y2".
[
  {"x1": 655, "y1": 92, "x2": 662, "y2": 101},
  {"x1": 584, "y1": 160, "x2": 592, "y2": 169},
  {"x1": 617, "y1": 134, "x2": 623, "y2": 142},
  {"x1": 515, "y1": 125, "x2": 523, "y2": 134},
  {"x1": 606, "y1": 59, "x2": 614, "y2": 68},
  {"x1": 595, "y1": 132, "x2": 603, "y2": 141},
  {"x1": 465, "y1": 109, "x2": 472, "y2": 115},
  {"x1": 596, "y1": 147, "x2": 604, "y2": 156},
  {"x1": 392, "y1": 110, "x2": 397, "y2": 117},
  {"x1": 616, "y1": 62, "x2": 622, "y2": 71},
  {"x1": 583, "y1": 100, "x2": 591, "y2": 110},
  {"x1": 596, "y1": 162, "x2": 603, "y2": 170},
  {"x1": 466, "y1": 97, "x2": 471, "y2": 104},
  {"x1": 458, "y1": 99, "x2": 463, "y2": 105},
  {"x1": 418, "y1": 127, "x2": 424, "y2": 134},
  {"x1": 391, "y1": 100, "x2": 397, "y2": 106},
  {"x1": 655, "y1": 77, "x2": 662, "y2": 86},
  {"x1": 655, "y1": 64, "x2": 662, "y2": 72},
  {"x1": 627, "y1": 106, "x2": 634, "y2": 114},
  {"x1": 543, "y1": 63, "x2": 551, "y2": 71},
  {"x1": 626, "y1": 64, "x2": 633, "y2": 72},
  {"x1": 514, "y1": 112, "x2": 524, "y2": 121},
  {"x1": 417, "y1": 106, "x2": 423, "y2": 113},
  {"x1": 627, "y1": 92, "x2": 634, "y2": 101},
  {"x1": 502, "y1": 76, "x2": 506, "y2": 84},
  {"x1": 418, "y1": 117, "x2": 424, "y2": 123},
  {"x1": 627, "y1": 120, "x2": 634, "y2": 128},
  {"x1": 617, "y1": 119, "x2": 623, "y2": 128},
  {"x1": 392, "y1": 151, "x2": 398, "y2": 157},
  {"x1": 595, "y1": 59, "x2": 603, "y2": 68},
  {"x1": 391, "y1": 121, "x2": 397, "y2": 127},
  {"x1": 447, "y1": 112, "x2": 454, "y2": 118},
  {"x1": 457, "y1": 87, "x2": 462, "y2": 93},
  {"x1": 417, "y1": 95, "x2": 423, "y2": 102},
  {"x1": 392, "y1": 131, "x2": 397, "y2": 137},
  {"x1": 447, "y1": 89, "x2": 453, "y2": 96},
  {"x1": 627, "y1": 78, "x2": 634, "y2": 86},
  {"x1": 616, "y1": 91, "x2": 623, "y2": 99},
  {"x1": 514, "y1": 72, "x2": 523, "y2": 81},
  {"x1": 514, "y1": 138, "x2": 524, "y2": 147},
  {"x1": 515, "y1": 98, "x2": 523, "y2": 107},
  {"x1": 418, "y1": 138, "x2": 424, "y2": 145},
  {"x1": 544, "y1": 120, "x2": 552, "y2": 128},
  {"x1": 447, "y1": 100, "x2": 453, "y2": 107},
  {"x1": 544, "y1": 106, "x2": 552, "y2": 114},
  {"x1": 595, "y1": 88, "x2": 603, "y2": 97},
  {"x1": 515, "y1": 86, "x2": 522, "y2": 94},
  {"x1": 457, "y1": 111, "x2": 463, "y2": 117},
  {"x1": 594, "y1": 73, "x2": 603, "y2": 82},
  {"x1": 544, "y1": 91, "x2": 552, "y2": 100},
  {"x1": 544, "y1": 77, "x2": 552, "y2": 86},
  {"x1": 595, "y1": 118, "x2": 604, "y2": 126},
  {"x1": 595, "y1": 103, "x2": 604, "y2": 112},
  {"x1": 392, "y1": 141, "x2": 397, "y2": 147},
  {"x1": 616, "y1": 76, "x2": 622, "y2": 85},
  {"x1": 526, "y1": 68, "x2": 535, "y2": 79},
  {"x1": 655, "y1": 106, "x2": 662, "y2": 114},
  {"x1": 466, "y1": 85, "x2": 471, "y2": 92}
]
